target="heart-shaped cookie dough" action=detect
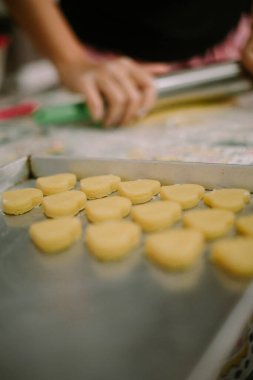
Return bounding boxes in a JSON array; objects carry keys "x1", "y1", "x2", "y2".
[
  {"x1": 29, "y1": 217, "x2": 82, "y2": 253},
  {"x1": 118, "y1": 179, "x2": 161, "y2": 204},
  {"x1": 85, "y1": 220, "x2": 141, "y2": 261},
  {"x1": 146, "y1": 228, "x2": 204, "y2": 270},
  {"x1": 2, "y1": 188, "x2": 43, "y2": 215},
  {"x1": 43, "y1": 190, "x2": 86, "y2": 218},
  {"x1": 36, "y1": 173, "x2": 76, "y2": 195},
  {"x1": 160, "y1": 184, "x2": 205, "y2": 209},
  {"x1": 184, "y1": 208, "x2": 235, "y2": 240},
  {"x1": 211, "y1": 237, "x2": 253, "y2": 278},
  {"x1": 204, "y1": 188, "x2": 250, "y2": 212},
  {"x1": 236, "y1": 214, "x2": 253, "y2": 236},
  {"x1": 86, "y1": 196, "x2": 131, "y2": 222},
  {"x1": 80, "y1": 175, "x2": 121, "y2": 199},
  {"x1": 131, "y1": 200, "x2": 181, "y2": 232}
]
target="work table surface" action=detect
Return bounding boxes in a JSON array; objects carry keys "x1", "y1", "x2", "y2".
[{"x1": 0, "y1": 87, "x2": 253, "y2": 167}]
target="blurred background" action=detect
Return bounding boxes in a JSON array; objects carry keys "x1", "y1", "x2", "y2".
[{"x1": 0, "y1": 0, "x2": 58, "y2": 94}]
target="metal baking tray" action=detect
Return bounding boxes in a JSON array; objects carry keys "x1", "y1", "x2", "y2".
[{"x1": 0, "y1": 156, "x2": 253, "y2": 380}]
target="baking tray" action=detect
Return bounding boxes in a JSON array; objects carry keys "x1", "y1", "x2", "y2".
[{"x1": 0, "y1": 155, "x2": 253, "y2": 380}]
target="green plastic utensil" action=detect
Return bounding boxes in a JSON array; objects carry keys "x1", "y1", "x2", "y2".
[{"x1": 33, "y1": 102, "x2": 98, "y2": 126}]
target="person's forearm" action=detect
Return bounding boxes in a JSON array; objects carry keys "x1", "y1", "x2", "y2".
[
  {"x1": 4, "y1": 0, "x2": 89, "y2": 67},
  {"x1": 4, "y1": 0, "x2": 157, "y2": 126}
]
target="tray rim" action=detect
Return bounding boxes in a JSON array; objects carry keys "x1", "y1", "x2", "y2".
[{"x1": 29, "y1": 155, "x2": 253, "y2": 192}]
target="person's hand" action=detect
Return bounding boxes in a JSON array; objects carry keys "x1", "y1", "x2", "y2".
[
  {"x1": 241, "y1": 29, "x2": 253, "y2": 76},
  {"x1": 3, "y1": 0, "x2": 171, "y2": 126},
  {"x1": 57, "y1": 56, "x2": 160, "y2": 127}
]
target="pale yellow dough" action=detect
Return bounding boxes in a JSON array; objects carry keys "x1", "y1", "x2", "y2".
[
  {"x1": 36, "y1": 173, "x2": 76, "y2": 195},
  {"x1": 80, "y1": 175, "x2": 121, "y2": 199},
  {"x1": 204, "y1": 188, "x2": 250, "y2": 212},
  {"x1": 29, "y1": 217, "x2": 82, "y2": 253},
  {"x1": 118, "y1": 179, "x2": 161, "y2": 204},
  {"x1": 85, "y1": 196, "x2": 131, "y2": 222},
  {"x1": 160, "y1": 184, "x2": 205, "y2": 209},
  {"x1": 184, "y1": 209, "x2": 235, "y2": 240},
  {"x1": 211, "y1": 237, "x2": 253, "y2": 278},
  {"x1": 131, "y1": 200, "x2": 181, "y2": 232},
  {"x1": 85, "y1": 220, "x2": 141, "y2": 261},
  {"x1": 146, "y1": 228, "x2": 204, "y2": 270},
  {"x1": 43, "y1": 190, "x2": 86, "y2": 218},
  {"x1": 236, "y1": 214, "x2": 253, "y2": 236},
  {"x1": 2, "y1": 188, "x2": 43, "y2": 215}
]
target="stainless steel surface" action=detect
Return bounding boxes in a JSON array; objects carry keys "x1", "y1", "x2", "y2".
[
  {"x1": 31, "y1": 156, "x2": 253, "y2": 191},
  {"x1": 188, "y1": 283, "x2": 253, "y2": 380},
  {"x1": 155, "y1": 61, "x2": 253, "y2": 105},
  {"x1": 156, "y1": 78, "x2": 253, "y2": 107},
  {"x1": 0, "y1": 156, "x2": 29, "y2": 193},
  {"x1": 1, "y1": 156, "x2": 253, "y2": 380},
  {"x1": 155, "y1": 61, "x2": 243, "y2": 93}
]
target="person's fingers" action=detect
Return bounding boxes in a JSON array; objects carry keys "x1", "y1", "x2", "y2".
[
  {"x1": 63, "y1": 57, "x2": 157, "y2": 126},
  {"x1": 139, "y1": 86, "x2": 157, "y2": 117},
  {"x1": 97, "y1": 75, "x2": 127, "y2": 127},
  {"x1": 141, "y1": 62, "x2": 172, "y2": 75},
  {"x1": 129, "y1": 64, "x2": 157, "y2": 114},
  {"x1": 106, "y1": 63, "x2": 142, "y2": 124},
  {"x1": 120, "y1": 57, "x2": 153, "y2": 87},
  {"x1": 242, "y1": 37, "x2": 253, "y2": 75},
  {"x1": 120, "y1": 58, "x2": 157, "y2": 115},
  {"x1": 120, "y1": 84, "x2": 141, "y2": 124},
  {"x1": 80, "y1": 74, "x2": 104, "y2": 121}
]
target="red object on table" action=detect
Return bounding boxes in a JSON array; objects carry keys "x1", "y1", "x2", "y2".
[
  {"x1": 0, "y1": 36, "x2": 9, "y2": 48},
  {"x1": 0, "y1": 102, "x2": 38, "y2": 120}
]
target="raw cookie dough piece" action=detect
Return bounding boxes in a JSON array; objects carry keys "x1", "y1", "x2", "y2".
[
  {"x1": 160, "y1": 184, "x2": 205, "y2": 209},
  {"x1": 184, "y1": 209, "x2": 235, "y2": 240},
  {"x1": 43, "y1": 190, "x2": 86, "y2": 218},
  {"x1": 204, "y1": 188, "x2": 250, "y2": 212},
  {"x1": 2, "y1": 188, "x2": 43, "y2": 215},
  {"x1": 236, "y1": 214, "x2": 253, "y2": 236},
  {"x1": 29, "y1": 217, "x2": 82, "y2": 253},
  {"x1": 36, "y1": 173, "x2": 76, "y2": 195},
  {"x1": 131, "y1": 200, "x2": 181, "y2": 232},
  {"x1": 85, "y1": 220, "x2": 141, "y2": 261},
  {"x1": 211, "y1": 237, "x2": 253, "y2": 278},
  {"x1": 118, "y1": 179, "x2": 161, "y2": 204},
  {"x1": 146, "y1": 228, "x2": 204, "y2": 270},
  {"x1": 86, "y1": 196, "x2": 131, "y2": 222},
  {"x1": 80, "y1": 175, "x2": 121, "y2": 199}
]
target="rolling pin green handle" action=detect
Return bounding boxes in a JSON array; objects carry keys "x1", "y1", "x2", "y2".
[{"x1": 33, "y1": 102, "x2": 100, "y2": 126}]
